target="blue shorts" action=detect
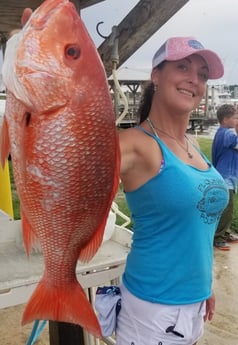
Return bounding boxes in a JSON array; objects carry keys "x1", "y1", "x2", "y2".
[{"x1": 116, "y1": 284, "x2": 206, "y2": 345}]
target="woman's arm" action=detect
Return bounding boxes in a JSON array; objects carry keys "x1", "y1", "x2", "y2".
[{"x1": 204, "y1": 292, "x2": 215, "y2": 321}]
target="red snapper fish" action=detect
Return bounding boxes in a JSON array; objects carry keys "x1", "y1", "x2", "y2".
[{"x1": 0, "y1": 0, "x2": 120, "y2": 337}]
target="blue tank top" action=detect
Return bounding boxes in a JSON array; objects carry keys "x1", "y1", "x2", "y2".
[{"x1": 123, "y1": 128, "x2": 228, "y2": 304}]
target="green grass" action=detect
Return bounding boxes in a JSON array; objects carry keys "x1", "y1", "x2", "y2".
[
  {"x1": 114, "y1": 185, "x2": 133, "y2": 229},
  {"x1": 8, "y1": 139, "x2": 238, "y2": 232},
  {"x1": 197, "y1": 137, "x2": 212, "y2": 161}
]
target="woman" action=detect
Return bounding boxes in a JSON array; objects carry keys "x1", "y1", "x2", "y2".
[{"x1": 116, "y1": 37, "x2": 229, "y2": 345}]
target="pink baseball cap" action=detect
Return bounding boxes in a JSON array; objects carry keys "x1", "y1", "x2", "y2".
[{"x1": 152, "y1": 37, "x2": 224, "y2": 80}]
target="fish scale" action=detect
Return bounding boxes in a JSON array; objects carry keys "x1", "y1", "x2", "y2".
[{"x1": 0, "y1": 0, "x2": 120, "y2": 338}]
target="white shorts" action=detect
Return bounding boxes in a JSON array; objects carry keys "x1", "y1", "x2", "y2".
[{"x1": 116, "y1": 284, "x2": 206, "y2": 345}]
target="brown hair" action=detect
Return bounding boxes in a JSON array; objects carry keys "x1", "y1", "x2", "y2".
[
  {"x1": 137, "y1": 61, "x2": 167, "y2": 124},
  {"x1": 217, "y1": 104, "x2": 236, "y2": 124}
]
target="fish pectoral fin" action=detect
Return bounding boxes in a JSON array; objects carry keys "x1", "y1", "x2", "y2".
[
  {"x1": 21, "y1": 210, "x2": 40, "y2": 255},
  {"x1": 0, "y1": 117, "x2": 11, "y2": 168}
]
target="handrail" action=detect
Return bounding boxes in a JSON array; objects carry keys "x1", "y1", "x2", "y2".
[{"x1": 111, "y1": 201, "x2": 131, "y2": 228}]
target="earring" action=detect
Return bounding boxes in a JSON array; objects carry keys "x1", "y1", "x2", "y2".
[{"x1": 154, "y1": 84, "x2": 158, "y2": 92}]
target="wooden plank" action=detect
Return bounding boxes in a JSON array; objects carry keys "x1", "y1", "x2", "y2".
[
  {"x1": 80, "y1": 0, "x2": 106, "y2": 9},
  {"x1": 98, "y1": 0, "x2": 190, "y2": 77},
  {"x1": 0, "y1": 0, "x2": 106, "y2": 35}
]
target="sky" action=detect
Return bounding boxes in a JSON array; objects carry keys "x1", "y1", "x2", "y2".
[
  {"x1": 0, "y1": 0, "x2": 237, "y2": 87},
  {"x1": 81, "y1": 0, "x2": 238, "y2": 85}
]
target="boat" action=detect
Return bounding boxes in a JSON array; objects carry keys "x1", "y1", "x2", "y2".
[{"x1": 206, "y1": 84, "x2": 238, "y2": 111}]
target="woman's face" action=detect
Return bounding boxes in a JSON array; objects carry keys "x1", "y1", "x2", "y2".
[{"x1": 152, "y1": 54, "x2": 209, "y2": 113}]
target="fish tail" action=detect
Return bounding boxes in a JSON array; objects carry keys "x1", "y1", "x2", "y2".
[
  {"x1": 22, "y1": 277, "x2": 102, "y2": 338},
  {"x1": 0, "y1": 117, "x2": 10, "y2": 168}
]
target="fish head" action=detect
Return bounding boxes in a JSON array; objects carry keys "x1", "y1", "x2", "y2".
[{"x1": 2, "y1": 0, "x2": 108, "y2": 115}]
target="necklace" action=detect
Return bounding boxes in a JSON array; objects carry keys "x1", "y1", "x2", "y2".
[{"x1": 146, "y1": 117, "x2": 193, "y2": 159}]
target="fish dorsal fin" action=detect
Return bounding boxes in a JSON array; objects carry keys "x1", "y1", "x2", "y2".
[{"x1": 0, "y1": 117, "x2": 11, "y2": 168}]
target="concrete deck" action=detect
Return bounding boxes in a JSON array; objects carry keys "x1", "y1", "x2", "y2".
[
  {"x1": 199, "y1": 243, "x2": 238, "y2": 344},
  {"x1": 0, "y1": 218, "x2": 237, "y2": 344}
]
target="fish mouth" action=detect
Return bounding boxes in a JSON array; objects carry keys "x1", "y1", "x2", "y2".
[
  {"x1": 28, "y1": 0, "x2": 70, "y2": 30},
  {"x1": 18, "y1": 58, "x2": 72, "y2": 79}
]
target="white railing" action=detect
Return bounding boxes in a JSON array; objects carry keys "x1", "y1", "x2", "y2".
[
  {"x1": 111, "y1": 201, "x2": 131, "y2": 228},
  {"x1": 0, "y1": 202, "x2": 132, "y2": 345}
]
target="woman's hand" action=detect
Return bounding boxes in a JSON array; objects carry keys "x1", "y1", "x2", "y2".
[{"x1": 204, "y1": 292, "x2": 215, "y2": 321}]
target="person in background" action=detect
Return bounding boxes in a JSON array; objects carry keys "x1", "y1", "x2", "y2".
[
  {"x1": 212, "y1": 104, "x2": 238, "y2": 250},
  {"x1": 115, "y1": 37, "x2": 228, "y2": 345}
]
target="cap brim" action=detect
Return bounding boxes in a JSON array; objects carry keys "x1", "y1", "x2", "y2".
[
  {"x1": 167, "y1": 49, "x2": 224, "y2": 80},
  {"x1": 194, "y1": 50, "x2": 224, "y2": 79}
]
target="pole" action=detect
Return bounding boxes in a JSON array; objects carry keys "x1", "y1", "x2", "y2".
[{"x1": 49, "y1": 321, "x2": 85, "y2": 345}]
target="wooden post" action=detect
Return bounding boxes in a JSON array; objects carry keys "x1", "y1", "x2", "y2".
[
  {"x1": 98, "y1": 0, "x2": 190, "y2": 77},
  {"x1": 49, "y1": 321, "x2": 85, "y2": 345}
]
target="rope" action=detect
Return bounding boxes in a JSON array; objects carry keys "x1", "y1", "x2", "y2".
[
  {"x1": 26, "y1": 320, "x2": 47, "y2": 345},
  {"x1": 113, "y1": 65, "x2": 129, "y2": 126}
]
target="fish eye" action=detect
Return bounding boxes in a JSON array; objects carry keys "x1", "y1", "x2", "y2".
[{"x1": 65, "y1": 45, "x2": 80, "y2": 60}]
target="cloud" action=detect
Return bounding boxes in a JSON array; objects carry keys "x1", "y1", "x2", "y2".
[{"x1": 83, "y1": 0, "x2": 238, "y2": 84}]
